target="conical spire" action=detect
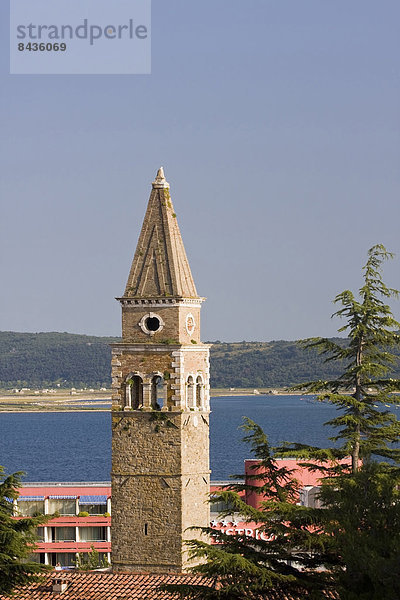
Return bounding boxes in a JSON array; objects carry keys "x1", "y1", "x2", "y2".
[{"x1": 124, "y1": 168, "x2": 198, "y2": 299}]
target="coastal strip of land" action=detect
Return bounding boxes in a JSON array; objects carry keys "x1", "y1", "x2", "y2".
[{"x1": 0, "y1": 387, "x2": 296, "y2": 412}]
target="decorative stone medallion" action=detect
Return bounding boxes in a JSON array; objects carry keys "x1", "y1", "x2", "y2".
[{"x1": 186, "y1": 313, "x2": 196, "y2": 335}]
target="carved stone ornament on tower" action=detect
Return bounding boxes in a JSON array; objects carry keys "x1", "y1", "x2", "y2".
[{"x1": 111, "y1": 167, "x2": 211, "y2": 574}]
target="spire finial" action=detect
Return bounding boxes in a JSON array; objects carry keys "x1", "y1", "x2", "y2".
[{"x1": 152, "y1": 166, "x2": 169, "y2": 188}]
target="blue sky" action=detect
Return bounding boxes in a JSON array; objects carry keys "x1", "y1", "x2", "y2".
[{"x1": 1, "y1": 1, "x2": 399, "y2": 341}]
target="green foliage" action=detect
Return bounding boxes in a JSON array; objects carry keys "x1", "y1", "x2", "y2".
[
  {"x1": 276, "y1": 245, "x2": 400, "y2": 598},
  {"x1": 165, "y1": 245, "x2": 400, "y2": 600},
  {"x1": 1, "y1": 330, "x2": 400, "y2": 390},
  {"x1": 0, "y1": 331, "x2": 118, "y2": 388},
  {"x1": 163, "y1": 418, "x2": 332, "y2": 599},
  {"x1": 287, "y1": 245, "x2": 400, "y2": 471},
  {"x1": 149, "y1": 411, "x2": 176, "y2": 432},
  {"x1": 0, "y1": 467, "x2": 49, "y2": 596},
  {"x1": 319, "y1": 462, "x2": 400, "y2": 600},
  {"x1": 166, "y1": 420, "x2": 400, "y2": 600},
  {"x1": 209, "y1": 338, "x2": 358, "y2": 388},
  {"x1": 74, "y1": 545, "x2": 110, "y2": 571}
]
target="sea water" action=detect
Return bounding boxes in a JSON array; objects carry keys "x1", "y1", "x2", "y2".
[{"x1": 0, "y1": 395, "x2": 338, "y2": 481}]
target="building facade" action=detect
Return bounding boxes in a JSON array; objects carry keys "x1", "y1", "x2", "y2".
[
  {"x1": 14, "y1": 463, "x2": 321, "y2": 567},
  {"x1": 14, "y1": 482, "x2": 111, "y2": 567},
  {"x1": 14, "y1": 480, "x2": 247, "y2": 567},
  {"x1": 110, "y1": 168, "x2": 211, "y2": 573}
]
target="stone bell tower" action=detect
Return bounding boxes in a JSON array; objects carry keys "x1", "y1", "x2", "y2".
[{"x1": 111, "y1": 167, "x2": 210, "y2": 573}]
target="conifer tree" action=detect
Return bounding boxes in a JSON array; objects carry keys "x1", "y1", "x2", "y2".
[
  {"x1": 164, "y1": 245, "x2": 400, "y2": 600},
  {"x1": 163, "y1": 419, "x2": 332, "y2": 599},
  {"x1": 0, "y1": 467, "x2": 49, "y2": 596},
  {"x1": 277, "y1": 244, "x2": 400, "y2": 599},
  {"x1": 318, "y1": 461, "x2": 400, "y2": 600},
  {"x1": 287, "y1": 244, "x2": 400, "y2": 472}
]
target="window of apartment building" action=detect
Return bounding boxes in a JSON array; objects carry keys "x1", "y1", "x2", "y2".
[
  {"x1": 299, "y1": 486, "x2": 323, "y2": 508},
  {"x1": 51, "y1": 553, "x2": 76, "y2": 568},
  {"x1": 36, "y1": 527, "x2": 45, "y2": 542},
  {"x1": 210, "y1": 495, "x2": 236, "y2": 514},
  {"x1": 98, "y1": 552, "x2": 109, "y2": 565},
  {"x1": 28, "y1": 553, "x2": 46, "y2": 564},
  {"x1": 17, "y1": 496, "x2": 45, "y2": 516},
  {"x1": 79, "y1": 526, "x2": 107, "y2": 542},
  {"x1": 48, "y1": 496, "x2": 76, "y2": 515},
  {"x1": 78, "y1": 495, "x2": 108, "y2": 515},
  {"x1": 51, "y1": 527, "x2": 76, "y2": 542}
]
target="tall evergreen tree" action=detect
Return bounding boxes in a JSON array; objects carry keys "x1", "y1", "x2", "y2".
[
  {"x1": 318, "y1": 461, "x2": 400, "y2": 600},
  {"x1": 278, "y1": 244, "x2": 400, "y2": 599},
  {"x1": 164, "y1": 245, "x2": 400, "y2": 600},
  {"x1": 285, "y1": 244, "x2": 400, "y2": 472},
  {"x1": 0, "y1": 467, "x2": 49, "y2": 596},
  {"x1": 163, "y1": 419, "x2": 333, "y2": 600}
]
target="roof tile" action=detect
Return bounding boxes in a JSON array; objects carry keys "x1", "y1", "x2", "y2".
[{"x1": 0, "y1": 571, "x2": 339, "y2": 599}]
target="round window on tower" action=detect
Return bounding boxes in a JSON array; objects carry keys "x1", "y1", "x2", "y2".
[
  {"x1": 145, "y1": 316, "x2": 160, "y2": 332},
  {"x1": 139, "y1": 313, "x2": 165, "y2": 336}
]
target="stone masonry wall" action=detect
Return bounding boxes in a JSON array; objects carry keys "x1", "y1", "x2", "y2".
[
  {"x1": 111, "y1": 346, "x2": 173, "y2": 408},
  {"x1": 111, "y1": 344, "x2": 210, "y2": 410},
  {"x1": 121, "y1": 304, "x2": 201, "y2": 345},
  {"x1": 111, "y1": 410, "x2": 209, "y2": 573},
  {"x1": 181, "y1": 412, "x2": 210, "y2": 567},
  {"x1": 111, "y1": 339, "x2": 210, "y2": 572}
]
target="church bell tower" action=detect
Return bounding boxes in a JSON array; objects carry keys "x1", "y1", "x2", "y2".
[{"x1": 111, "y1": 167, "x2": 210, "y2": 573}]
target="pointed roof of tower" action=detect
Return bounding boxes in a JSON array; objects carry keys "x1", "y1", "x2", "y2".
[{"x1": 123, "y1": 168, "x2": 198, "y2": 299}]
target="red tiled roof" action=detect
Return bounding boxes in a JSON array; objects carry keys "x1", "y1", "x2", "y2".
[
  {"x1": 0, "y1": 571, "x2": 209, "y2": 600},
  {"x1": 0, "y1": 571, "x2": 338, "y2": 600}
]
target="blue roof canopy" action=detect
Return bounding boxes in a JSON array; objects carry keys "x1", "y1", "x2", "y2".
[
  {"x1": 18, "y1": 496, "x2": 45, "y2": 501},
  {"x1": 79, "y1": 495, "x2": 108, "y2": 505}
]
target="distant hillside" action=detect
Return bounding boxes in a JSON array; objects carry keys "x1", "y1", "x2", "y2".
[
  {"x1": 0, "y1": 332, "x2": 119, "y2": 388},
  {"x1": 1, "y1": 331, "x2": 400, "y2": 389},
  {"x1": 209, "y1": 339, "x2": 349, "y2": 388}
]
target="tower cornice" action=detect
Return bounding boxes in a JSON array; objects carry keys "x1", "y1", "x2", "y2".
[
  {"x1": 116, "y1": 296, "x2": 205, "y2": 308},
  {"x1": 110, "y1": 342, "x2": 212, "y2": 351}
]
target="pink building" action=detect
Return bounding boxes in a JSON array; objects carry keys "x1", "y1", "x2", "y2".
[
  {"x1": 244, "y1": 457, "x2": 352, "y2": 509},
  {"x1": 15, "y1": 459, "x2": 344, "y2": 567},
  {"x1": 15, "y1": 482, "x2": 111, "y2": 567}
]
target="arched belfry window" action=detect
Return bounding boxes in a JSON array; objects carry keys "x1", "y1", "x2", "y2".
[
  {"x1": 187, "y1": 376, "x2": 194, "y2": 408},
  {"x1": 196, "y1": 375, "x2": 203, "y2": 408},
  {"x1": 151, "y1": 375, "x2": 164, "y2": 411},
  {"x1": 125, "y1": 374, "x2": 143, "y2": 409}
]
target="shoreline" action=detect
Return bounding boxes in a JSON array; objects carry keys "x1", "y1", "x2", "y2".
[
  {"x1": 6, "y1": 389, "x2": 395, "y2": 413},
  {"x1": 0, "y1": 388, "x2": 307, "y2": 413}
]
